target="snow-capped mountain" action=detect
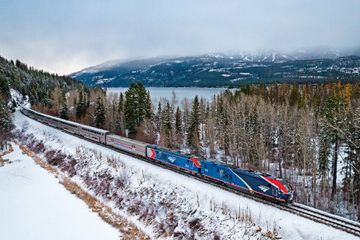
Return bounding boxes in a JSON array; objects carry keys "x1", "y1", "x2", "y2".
[{"x1": 70, "y1": 49, "x2": 360, "y2": 87}]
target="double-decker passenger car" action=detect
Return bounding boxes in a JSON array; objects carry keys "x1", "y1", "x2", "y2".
[
  {"x1": 21, "y1": 107, "x2": 109, "y2": 143},
  {"x1": 106, "y1": 134, "x2": 147, "y2": 157}
]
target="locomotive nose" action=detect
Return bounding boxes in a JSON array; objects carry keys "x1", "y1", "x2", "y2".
[{"x1": 286, "y1": 192, "x2": 295, "y2": 203}]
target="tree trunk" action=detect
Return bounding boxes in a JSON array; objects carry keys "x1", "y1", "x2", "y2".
[
  {"x1": 331, "y1": 135, "x2": 339, "y2": 201},
  {"x1": 278, "y1": 159, "x2": 283, "y2": 178}
]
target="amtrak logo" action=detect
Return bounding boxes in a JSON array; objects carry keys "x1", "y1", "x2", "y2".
[
  {"x1": 168, "y1": 156, "x2": 176, "y2": 163},
  {"x1": 259, "y1": 185, "x2": 270, "y2": 192}
]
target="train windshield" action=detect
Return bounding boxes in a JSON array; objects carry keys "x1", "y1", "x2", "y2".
[{"x1": 280, "y1": 180, "x2": 292, "y2": 193}]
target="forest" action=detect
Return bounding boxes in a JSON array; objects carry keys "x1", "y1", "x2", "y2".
[
  {"x1": 30, "y1": 78, "x2": 360, "y2": 221},
  {"x1": 1, "y1": 55, "x2": 360, "y2": 221},
  {"x1": 0, "y1": 55, "x2": 86, "y2": 148}
]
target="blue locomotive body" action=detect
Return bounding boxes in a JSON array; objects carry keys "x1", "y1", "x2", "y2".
[
  {"x1": 201, "y1": 160, "x2": 293, "y2": 202},
  {"x1": 201, "y1": 161, "x2": 249, "y2": 189},
  {"x1": 145, "y1": 145, "x2": 201, "y2": 174}
]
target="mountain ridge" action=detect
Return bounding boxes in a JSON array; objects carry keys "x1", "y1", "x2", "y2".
[{"x1": 70, "y1": 49, "x2": 360, "y2": 88}]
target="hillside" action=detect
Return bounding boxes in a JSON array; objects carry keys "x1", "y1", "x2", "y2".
[
  {"x1": 70, "y1": 53, "x2": 360, "y2": 88},
  {"x1": 0, "y1": 55, "x2": 84, "y2": 105},
  {"x1": 10, "y1": 110, "x2": 357, "y2": 240}
]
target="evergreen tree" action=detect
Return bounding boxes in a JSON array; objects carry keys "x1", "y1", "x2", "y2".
[
  {"x1": 161, "y1": 102, "x2": 173, "y2": 148},
  {"x1": 175, "y1": 106, "x2": 183, "y2": 148},
  {"x1": 116, "y1": 93, "x2": 125, "y2": 134},
  {"x1": 94, "y1": 97, "x2": 106, "y2": 128},
  {"x1": 175, "y1": 106, "x2": 182, "y2": 135},
  {"x1": 155, "y1": 102, "x2": 162, "y2": 131},
  {"x1": 0, "y1": 99, "x2": 11, "y2": 149},
  {"x1": 136, "y1": 81, "x2": 146, "y2": 125},
  {"x1": 124, "y1": 81, "x2": 137, "y2": 134},
  {"x1": 124, "y1": 81, "x2": 152, "y2": 135},
  {"x1": 289, "y1": 84, "x2": 301, "y2": 107},
  {"x1": 59, "y1": 90, "x2": 69, "y2": 120},
  {"x1": 0, "y1": 75, "x2": 10, "y2": 99},
  {"x1": 187, "y1": 96, "x2": 201, "y2": 153},
  {"x1": 59, "y1": 102, "x2": 69, "y2": 120},
  {"x1": 76, "y1": 91, "x2": 84, "y2": 119},
  {"x1": 145, "y1": 90, "x2": 152, "y2": 119},
  {"x1": 321, "y1": 93, "x2": 345, "y2": 200}
]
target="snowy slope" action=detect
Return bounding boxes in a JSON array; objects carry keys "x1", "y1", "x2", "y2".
[
  {"x1": 12, "y1": 110, "x2": 359, "y2": 240},
  {"x1": 0, "y1": 142, "x2": 119, "y2": 240}
]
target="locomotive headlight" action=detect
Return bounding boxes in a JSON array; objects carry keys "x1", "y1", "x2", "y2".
[{"x1": 289, "y1": 193, "x2": 294, "y2": 201}]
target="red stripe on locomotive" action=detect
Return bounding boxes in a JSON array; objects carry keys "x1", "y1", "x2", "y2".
[{"x1": 263, "y1": 177, "x2": 288, "y2": 194}]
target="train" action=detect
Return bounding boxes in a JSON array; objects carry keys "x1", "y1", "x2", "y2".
[{"x1": 20, "y1": 107, "x2": 294, "y2": 203}]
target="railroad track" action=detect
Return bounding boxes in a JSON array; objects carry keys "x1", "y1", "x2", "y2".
[
  {"x1": 20, "y1": 110, "x2": 360, "y2": 237},
  {"x1": 285, "y1": 203, "x2": 360, "y2": 237}
]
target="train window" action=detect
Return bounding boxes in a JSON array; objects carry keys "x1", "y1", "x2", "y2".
[{"x1": 219, "y1": 169, "x2": 229, "y2": 180}]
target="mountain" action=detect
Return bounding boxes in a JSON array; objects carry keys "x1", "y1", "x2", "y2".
[
  {"x1": 0, "y1": 55, "x2": 84, "y2": 105},
  {"x1": 70, "y1": 50, "x2": 360, "y2": 88}
]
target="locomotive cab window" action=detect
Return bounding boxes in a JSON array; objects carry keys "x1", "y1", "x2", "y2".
[{"x1": 219, "y1": 169, "x2": 229, "y2": 180}]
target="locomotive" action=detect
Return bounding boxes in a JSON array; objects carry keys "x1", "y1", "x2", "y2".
[{"x1": 20, "y1": 107, "x2": 294, "y2": 203}]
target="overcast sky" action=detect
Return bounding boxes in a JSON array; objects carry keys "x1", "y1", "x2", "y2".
[{"x1": 0, "y1": 0, "x2": 359, "y2": 75}]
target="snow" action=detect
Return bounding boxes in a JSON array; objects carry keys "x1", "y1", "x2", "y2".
[
  {"x1": 230, "y1": 78, "x2": 244, "y2": 82},
  {"x1": 221, "y1": 74, "x2": 231, "y2": 77},
  {"x1": 9, "y1": 88, "x2": 29, "y2": 108},
  {"x1": 0, "y1": 142, "x2": 119, "y2": 240},
  {"x1": 11, "y1": 110, "x2": 360, "y2": 240}
]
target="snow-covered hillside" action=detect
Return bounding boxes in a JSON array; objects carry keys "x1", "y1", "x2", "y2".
[
  {"x1": 0, "y1": 142, "x2": 119, "y2": 240},
  {"x1": 70, "y1": 50, "x2": 360, "y2": 88},
  {"x1": 9, "y1": 110, "x2": 359, "y2": 240}
]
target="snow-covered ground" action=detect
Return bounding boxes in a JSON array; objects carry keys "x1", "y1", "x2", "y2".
[
  {"x1": 11, "y1": 110, "x2": 359, "y2": 240},
  {"x1": 0, "y1": 142, "x2": 119, "y2": 240}
]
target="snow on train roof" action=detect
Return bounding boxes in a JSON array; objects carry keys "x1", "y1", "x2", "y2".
[{"x1": 23, "y1": 107, "x2": 109, "y2": 134}]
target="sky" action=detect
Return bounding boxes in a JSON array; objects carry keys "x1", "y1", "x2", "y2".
[{"x1": 0, "y1": 0, "x2": 359, "y2": 75}]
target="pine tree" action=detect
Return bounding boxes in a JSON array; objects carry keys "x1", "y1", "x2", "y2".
[
  {"x1": 0, "y1": 75, "x2": 10, "y2": 99},
  {"x1": 187, "y1": 96, "x2": 201, "y2": 153},
  {"x1": 0, "y1": 99, "x2": 11, "y2": 149},
  {"x1": 59, "y1": 90, "x2": 69, "y2": 120},
  {"x1": 145, "y1": 90, "x2": 152, "y2": 119},
  {"x1": 155, "y1": 102, "x2": 162, "y2": 131},
  {"x1": 59, "y1": 102, "x2": 69, "y2": 120},
  {"x1": 76, "y1": 91, "x2": 84, "y2": 119},
  {"x1": 115, "y1": 93, "x2": 125, "y2": 134},
  {"x1": 94, "y1": 97, "x2": 106, "y2": 128},
  {"x1": 321, "y1": 93, "x2": 345, "y2": 200},
  {"x1": 124, "y1": 82, "x2": 137, "y2": 135},
  {"x1": 136, "y1": 81, "x2": 146, "y2": 125},
  {"x1": 124, "y1": 81, "x2": 152, "y2": 135},
  {"x1": 161, "y1": 102, "x2": 173, "y2": 148},
  {"x1": 174, "y1": 106, "x2": 183, "y2": 148},
  {"x1": 289, "y1": 84, "x2": 301, "y2": 107}
]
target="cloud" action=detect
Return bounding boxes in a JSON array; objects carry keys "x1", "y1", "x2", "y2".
[{"x1": 0, "y1": 0, "x2": 359, "y2": 74}]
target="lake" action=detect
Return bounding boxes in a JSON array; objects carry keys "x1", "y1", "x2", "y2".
[{"x1": 106, "y1": 87, "x2": 227, "y2": 104}]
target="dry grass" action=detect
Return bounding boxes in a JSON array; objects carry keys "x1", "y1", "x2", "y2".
[
  {"x1": 0, "y1": 143, "x2": 14, "y2": 167},
  {"x1": 17, "y1": 142, "x2": 150, "y2": 240}
]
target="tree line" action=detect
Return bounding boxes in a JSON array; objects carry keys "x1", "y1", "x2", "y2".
[{"x1": 36, "y1": 80, "x2": 360, "y2": 221}]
